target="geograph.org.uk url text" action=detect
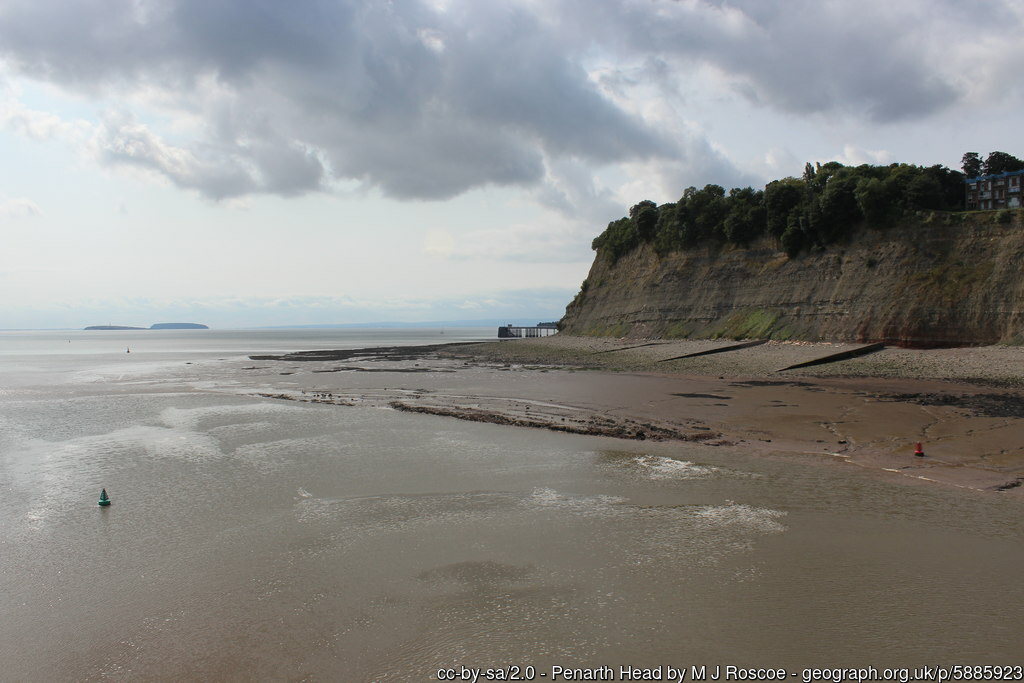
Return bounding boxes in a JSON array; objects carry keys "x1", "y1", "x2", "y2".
[{"x1": 435, "y1": 664, "x2": 1024, "y2": 683}]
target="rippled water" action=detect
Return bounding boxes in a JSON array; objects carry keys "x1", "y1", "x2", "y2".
[{"x1": 1, "y1": 331, "x2": 1022, "y2": 681}]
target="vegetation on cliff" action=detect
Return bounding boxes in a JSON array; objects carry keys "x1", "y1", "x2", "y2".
[
  {"x1": 961, "y1": 150, "x2": 1024, "y2": 178},
  {"x1": 591, "y1": 151, "x2": 1022, "y2": 263}
]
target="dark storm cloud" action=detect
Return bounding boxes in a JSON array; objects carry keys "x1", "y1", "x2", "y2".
[
  {"x1": 2, "y1": 0, "x2": 1017, "y2": 201},
  {"x1": 677, "y1": 0, "x2": 960, "y2": 122},
  {"x1": 557, "y1": 0, "x2": 1012, "y2": 124},
  {"x1": 0, "y1": 0, "x2": 668, "y2": 200}
]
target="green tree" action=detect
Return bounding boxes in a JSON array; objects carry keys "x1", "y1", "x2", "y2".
[
  {"x1": 920, "y1": 164, "x2": 964, "y2": 210},
  {"x1": 723, "y1": 187, "x2": 766, "y2": 245},
  {"x1": 817, "y1": 174, "x2": 861, "y2": 242},
  {"x1": 983, "y1": 151, "x2": 1024, "y2": 175},
  {"x1": 594, "y1": 156, "x2": 984, "y2": 261},
  {"x1": 961, "y1": 152, "x2": 982, "y2": 178},
  {"x1": 904, "y1": 174, "x2": 944, "y2": 210},
  {"x1": 801, "y1": 196, "x2": 824, "y2": 246},
  {"x1": 681, "y1": 184, "x2": 727, "y2": 246},
  {"x1": 882, "y1": 164, "x2": 919, "y2": 215},
  {"x1": 629, "y1": 200, "x2": 659, "y2": 241},
  {"x1": 781, "y1": 214, "x2": 807, "y2": 257},
  {"x1": 653, "y1": 202, "x2": 683, "y2": 255},
  {"x1": 802, "y1": 162, "x2": 816, "y2": 184},
  {"x1": 764, "y1": 178, "x2": 804, "y2": 237},
  {"x1": 591, "y1": 217, "x2": 638, "y2": 263},
  {"x1": 814, "y1": 161, "x2": 845, "y2": 187},
  {"x1": 855, "y1": 177, "x2": 893, "y2": 225}
]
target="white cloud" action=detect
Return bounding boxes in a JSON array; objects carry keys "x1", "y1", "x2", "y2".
[
  {"x1": 2, "y1": 0, "x2": 1021, "y2": 210},
  {"x1": 422, "y1": 229, "x2": 456, "y2": 258},
  {"x1": 0, "y1": 100, "x2": 90, "y2": 142},
  {"x1": 0, "y1": 196, "x2": 41, "y2": 218},
  {"x1": 417, "y1": 28, "x2": 446, "y2": 54},
  {"x1": 532, "y1": 158, "x2": 622, "y2": 224},
  {"x1": 0, "y1": 0, "x2": 665, "y2": 205},
  {"x1": 762, "y1": 148, "x2": 800, "y2": 176},
  {"x1": 835, "y1": 145, "x2": 892, "y2": 167}
]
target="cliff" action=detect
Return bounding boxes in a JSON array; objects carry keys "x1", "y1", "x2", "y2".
[{"x1": 560, "y1": 213, "x2": 1024, "y2": 347}]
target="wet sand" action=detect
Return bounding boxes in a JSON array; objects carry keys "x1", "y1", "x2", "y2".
[{"x1": 240, "y1": 337, "x2": 1024, "y2": 495}]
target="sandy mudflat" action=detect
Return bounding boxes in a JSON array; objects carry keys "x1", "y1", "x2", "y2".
[
  {"x1": 449, "y1": 335, "x2": 1024, "y2": 386},
  {"x1": 239, "y1": 337, "x2": 1024, "y2": 495}
]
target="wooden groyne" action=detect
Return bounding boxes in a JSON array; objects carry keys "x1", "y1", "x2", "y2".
[
  {"x1": 591, "y1": 341, "x2": 668, "y2": 355},
  {"x1": 777, "y1": 342, "x2": 886, "y2": 371},
  {"x1": 657, "y1": 339, "x2": 767, "y2": 362}
]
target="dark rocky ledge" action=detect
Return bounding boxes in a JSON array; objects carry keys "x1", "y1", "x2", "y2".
[{"x1": 249, "y1": 342, "x2": 485, "y2": 362}]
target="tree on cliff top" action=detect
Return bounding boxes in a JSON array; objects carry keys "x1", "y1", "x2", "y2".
[
  {"x1": 764, "y1": 178, "x2": 803, "y2": 237},
  {"x1": 589, "y1": 158, "x2": 979, "y2": 263},
  {"x1": 983, "y1": 151, "x2": 1024, "y2": 176},
  {"x1": 961, "y1": 152, "x2": 982, "y2": 178},
  {"x1": 629, "y1": 200, "x2": 659, "y2": 241}
]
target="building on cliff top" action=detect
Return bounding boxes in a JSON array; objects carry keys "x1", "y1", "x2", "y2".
[{"x1": 965, "y1": 169, "x2": 1024, "y2": 210}]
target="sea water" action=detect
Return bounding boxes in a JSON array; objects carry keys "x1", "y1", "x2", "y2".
[{"x1": 1, "y1": 330, "x2": 1022, "y2": 681}]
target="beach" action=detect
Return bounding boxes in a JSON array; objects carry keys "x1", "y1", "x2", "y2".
[
  {"x1": 241, "y1": 336, "x2": 1024, "y2": 494},
  {"x1": 4, "y1": 329, "x2": 1024, "y2": 679}
]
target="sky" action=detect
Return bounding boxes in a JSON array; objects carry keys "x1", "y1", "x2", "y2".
[{"x1": 1, "y1": 0, "x2": 1023, "y2": 329}]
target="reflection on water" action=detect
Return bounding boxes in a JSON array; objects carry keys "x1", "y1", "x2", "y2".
[{"x1": 1, "y1": 334, "x2": 1022, "y2": 680}]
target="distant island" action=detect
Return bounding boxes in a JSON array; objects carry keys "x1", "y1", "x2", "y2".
[
  {"x1": 149, "y1": 323, "x2": 209, "y2": 330},
  {"x1": 84, "y1": 325, "x2": 146, "y2": 330},
  {"x1": 84, "y1": 323, "x2": 209, "y2": 330}
]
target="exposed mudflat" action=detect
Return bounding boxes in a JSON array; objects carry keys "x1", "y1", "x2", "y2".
[
  {"x1": 249, "y1": 342, "x2": 485, "y2": 363},
  {"x1": 233, "y1": 336, "x2": 1024, "y2": 494}
]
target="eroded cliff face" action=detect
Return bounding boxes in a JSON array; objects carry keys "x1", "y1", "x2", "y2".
[{"x1": 560, "y1": 216, "x2": 1024, "y2": 347}]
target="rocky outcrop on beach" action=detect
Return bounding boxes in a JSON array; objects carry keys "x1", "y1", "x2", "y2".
[
  {"x1": 388, "y1": 399, "x2": 718, "y2": 442},
  {"x1": 561, "y1": 214, "x2": 1024, "y2": 347}
]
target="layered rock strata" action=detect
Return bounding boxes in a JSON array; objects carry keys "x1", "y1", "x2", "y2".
[{"x1": 560, "y1": 215, "x2": 1024, "y2": 347}]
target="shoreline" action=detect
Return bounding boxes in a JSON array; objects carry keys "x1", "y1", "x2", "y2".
[{"x1": 239, "y1": 336, "x2": 1024, "y2": 495}]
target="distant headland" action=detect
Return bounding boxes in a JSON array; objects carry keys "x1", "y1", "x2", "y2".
[
  {"x1": 562, "y1": 151, "x2": 1024, "y2": 347},
  {"x1": 84, "y1": 323, "x2": 209, "y2": 330}
]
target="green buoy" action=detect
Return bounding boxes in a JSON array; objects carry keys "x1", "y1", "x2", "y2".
[{"x1": 98, "y1": 488, "x2": 111, "y2": 507}]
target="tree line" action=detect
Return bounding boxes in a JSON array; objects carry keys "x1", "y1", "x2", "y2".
[
  {"x1": 961, "y1": 150, "x2": 1024, "y2": 178},
  {"x1": 592, "y1": 152, "x2": 1022, "y2": 261}
]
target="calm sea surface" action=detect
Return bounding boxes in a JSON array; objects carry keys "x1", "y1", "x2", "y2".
[{"x1": 1, "y1": 330, "x2": 1022, "y2": 681}]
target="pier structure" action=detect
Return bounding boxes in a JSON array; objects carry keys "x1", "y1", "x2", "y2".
[{"x1": 498, "y1": 322, "x2": 558, "y2": 338}]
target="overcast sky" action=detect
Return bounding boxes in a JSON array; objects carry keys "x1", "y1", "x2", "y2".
[{"x1": 2, "y1": 0, "x2": 1022, "y2": 329}]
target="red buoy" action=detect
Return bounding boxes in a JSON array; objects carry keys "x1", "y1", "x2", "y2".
[{"x1": 914, "y1": 442, "x2": 925, "y2": 457}]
